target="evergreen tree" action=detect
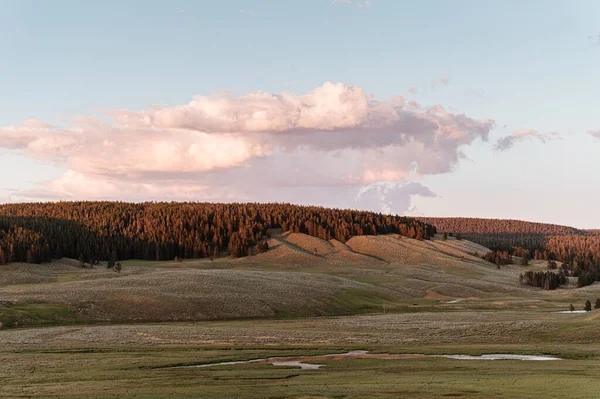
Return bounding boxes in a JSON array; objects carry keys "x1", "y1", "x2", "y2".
[{"x1": 108, "y1": 250, "x2": 118, "y2": 268}]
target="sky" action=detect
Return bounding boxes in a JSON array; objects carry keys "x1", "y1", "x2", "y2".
[{"x1": 1, "y1": 0, "x2": 600, "y2": 227}]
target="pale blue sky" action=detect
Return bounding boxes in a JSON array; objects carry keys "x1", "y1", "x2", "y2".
[{"x1": 2, "y1": 0, "x2": 600, "y2": 227}]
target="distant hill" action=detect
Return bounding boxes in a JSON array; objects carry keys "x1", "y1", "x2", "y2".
[
  {"x1": 417, "y1": 217, "x2": 588, "y2": 236},
  {"x1": 417, "y1": 217, "x2": 600, "y2": 288},
  {"x1": 0, "y1": 202, "x2": 435, "y2": 264}
]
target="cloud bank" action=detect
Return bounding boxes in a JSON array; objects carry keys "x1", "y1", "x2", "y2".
[{"x1": 0, "y1": 82, "x2": 494, "y2": 214}]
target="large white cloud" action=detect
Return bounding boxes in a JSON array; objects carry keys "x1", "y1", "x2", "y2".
[{"x1": 0, "y1": 82, "x2": 494, "y2": 214}]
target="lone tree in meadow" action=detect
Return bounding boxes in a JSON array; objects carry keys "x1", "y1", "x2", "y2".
[
  {"x1": 585, "y1": 300, "x2": 592, "y2": 312},
  {"x1": 108, "y1": 250, "x2": 118, "y2": 268},
  {"x1": 114, "y1": 262, "x2": 122, "y2": 273},
  {"x1": 569, "y1": 303, "x2": 575, "y2": 312}
]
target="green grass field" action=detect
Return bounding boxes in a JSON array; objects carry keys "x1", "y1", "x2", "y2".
[
  {"x1": 2, "y1": 315, "x2": 600, "y2": 398},
  {"x1": 3, "y1": 234, "x2": 600, "y2": 398}
]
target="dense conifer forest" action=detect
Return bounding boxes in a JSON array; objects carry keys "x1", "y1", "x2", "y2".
[{"x1": 0, "y1": 202, "x2": 435, "y2": 264}]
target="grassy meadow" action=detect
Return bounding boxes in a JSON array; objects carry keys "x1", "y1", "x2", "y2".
[{"x1": 2, "y1": 233, "x2": 600, "y2": 398}]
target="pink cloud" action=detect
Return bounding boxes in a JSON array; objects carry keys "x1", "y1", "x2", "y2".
[
  {"x1": 356, "y1": 1, "x2": 373, "y2": 8},
  {"x1": 0, "y1": 82, "x2": 494, "y2": 214}
]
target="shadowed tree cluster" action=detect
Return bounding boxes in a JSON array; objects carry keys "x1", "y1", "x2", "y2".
[
  {"x1": 0, "y1": 225, "x2": 52, "y2": 265},
  {"x1": 519, "y1": 270, "x2": 567, "y2": 290},
  {"x1": 546, "y1": 236, "x2": 600, "y2": 287},
  {"x1": 482, "y1": 250, "x2": 513, "y2": 267}
]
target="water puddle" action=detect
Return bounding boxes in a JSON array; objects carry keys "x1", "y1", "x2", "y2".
[
  {"x1": 554, "y1": 310, "x2": 588, "y2": 314},
  {"x1": 169, "y1": 350, "x2": 560, "y2": 370},
  {"x1": 441, "y1": 354, "x2": 561, "y2": 361},
  {"x1": 272, "y1": 361, "x2": 323, "y2": 370}
]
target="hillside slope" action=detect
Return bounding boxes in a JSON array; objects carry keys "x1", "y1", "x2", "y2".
[{"x1": 2, "y1": 231, "x2": 581, "y2": 328}]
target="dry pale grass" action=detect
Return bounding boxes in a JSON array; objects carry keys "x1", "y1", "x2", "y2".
[
  {"x1": 284, "y1": 232, "x2": 336, "y2": 256},
  {"x1": 244, "y1": 234, "x2": 326, "y2": 267},
  {"x1": 344, "y1": 235, "x2": 479, "y2": 268},
  {"x1": 0, "y1": 268, "x2": 395, "y2": 322},
  {"x1": 0, "y1": 261, "x2": 79, "y2": 286},
  {"x1": 0, "y1": 310, "x2": 571, "y2": 351}
]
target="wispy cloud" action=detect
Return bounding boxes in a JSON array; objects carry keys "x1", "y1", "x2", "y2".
[
  {"x1": 406, "y1": 76, "x2": 450, "y2": 95},
  {"x1": 588, "y1": 130, "x2": 600, "y2": 139},
  {"x1": 494, "y1": 129, "x2": 560, "y2": 151},
  {"x1": 333, "y1": 0, "x2": 373, "y2": 9},
  {"x1": 465, "y1": 88, "x2": 484, "y2": 98},
  {"x1": 431, "y1": 76, "x2": 451, "y2": 88}
]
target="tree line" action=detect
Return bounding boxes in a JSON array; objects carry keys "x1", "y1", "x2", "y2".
[
  {"x1": 420, "y1": 217, "x2": 600, "y2": 289},
  {"x1": 417, "y1": 217, "x2": 587, "y2": 236},
  {"x1": 0, "y1": 202, "x2": 436, "y2": 264}
]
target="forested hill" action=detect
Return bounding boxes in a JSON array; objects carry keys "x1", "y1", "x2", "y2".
[
  {"x1": 416, "y1": 217, "x2": 588, "y2": 236},
  {"x1": 0, "y1": 202, "x2": 435, "y2": 264},
  {"x1": 417, "y1": 217, "x2": 600, "y2": 288}
]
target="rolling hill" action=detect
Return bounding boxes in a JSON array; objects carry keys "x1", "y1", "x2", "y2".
[{"x1": 2, "y1": 229, "x2": 587, "y2": 328}]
